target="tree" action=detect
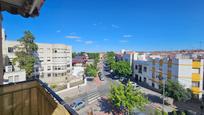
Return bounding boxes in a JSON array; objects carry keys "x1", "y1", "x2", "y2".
[
  {"x1": 72, "y1": 52, "x2": 77, "y2": 58},
  {"x1": 105, "y1": 51, "x2": 115, "y2": 69},
  {"x1": 112, "y1": 61, "x2": 132, "y2": 78},
  {"x1": 86, "y1": 53, "x2": 99, "y2": 67},
  {"x1": 85, "y1": 64, "x2": 98, "y2": 77},
  {"x1": 163, "y1": 80, "x2": 192, "y2": 102},
  {"x1": 109, "y1": 81, "x2": 149, "y2": 113},
  {"x1": 13, "y1": 31, "x2": 38, "y2": 78}
]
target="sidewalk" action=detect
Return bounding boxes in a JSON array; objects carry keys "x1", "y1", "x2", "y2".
[{"x1": 57, "y1": 77, "x2": 104, "y2": 101}]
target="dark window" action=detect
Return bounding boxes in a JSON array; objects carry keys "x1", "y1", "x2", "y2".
[
  {"x1": 135, "y1": 65, "x2": 138, "y2": 70},
  {"x1": 144, "y1": 67, "x2": 147, "y2": 72},
  {"x1": 138, "y1": 65, "x2": 142, "y2": 73},
  {"x1": 152, "y1": 83, "x2": 155, "y2": 88},
  {"x1": 8, "y1": 47, "x2": 14, "y2": 53},
  {"x1": 47, "y1": 73, "x2": 51, "y2": 77}
]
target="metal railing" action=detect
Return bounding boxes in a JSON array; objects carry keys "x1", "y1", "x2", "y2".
[{"x1": 36, "y1": 79, "x2": 79, "y2": 115}]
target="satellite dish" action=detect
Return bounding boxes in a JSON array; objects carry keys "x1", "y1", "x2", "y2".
[{"x1": 0, "y1": 0, "x2": 45, "y2": 18}]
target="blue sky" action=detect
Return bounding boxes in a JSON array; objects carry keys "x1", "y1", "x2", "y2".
[{"x1": 2, "y1": 0, "x2": 204, "y2": 52}]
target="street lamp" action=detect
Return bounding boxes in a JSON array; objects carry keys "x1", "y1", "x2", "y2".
[
  {"x1": 0, "y1": 0, "x2": 45, "y2": 84},
  {"x1": 155, "y1": 70, "x2": 166, "y2": 114}
]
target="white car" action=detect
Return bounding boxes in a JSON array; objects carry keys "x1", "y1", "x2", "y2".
[{"x1": 129, "y1": 82, "x2": 140, "y2": 89}]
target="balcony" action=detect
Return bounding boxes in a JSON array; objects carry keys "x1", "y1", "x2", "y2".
[
  {"x1": 167, "y1": 72, "x2": 172, "y2": 79},
  {"x1": 159, "y1": 60, "x2": 163, "y2": 65},
  {"x1": 168, "y1": 60, "x2": 172, "y2": 68},
  {"x1": 192, "y1": 73, "x2": 201, "y2": 82},
  {"x1": 0, "y1": 79, "x2": 78, "y2": 115},
  {"x1": 192, "y1": 61, "x2": 201, "y2": 69},
  {"x1": 192, "y1": 87, "x2": 201, "y2": 94}
]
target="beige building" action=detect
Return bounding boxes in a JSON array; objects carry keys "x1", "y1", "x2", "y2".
[
  {"x1": 2, "y1": 30, "x2": 72, "y2": 85},
  {"x1": 133, "y1": 57, "x2": 204, "y2": 99}
]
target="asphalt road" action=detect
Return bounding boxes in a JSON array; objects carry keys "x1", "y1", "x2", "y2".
[{"x1": 66, "y1": 60, "x2": 118, "y2": 104}]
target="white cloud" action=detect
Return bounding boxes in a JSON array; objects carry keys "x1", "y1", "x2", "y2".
[
  {"x1": 65, "y1": 36, "x2": 80, "y2": 39},
  {"x1": 56, "y1": 30, "x2": 61, "y2": 33},
  {"x1": 119, "y1": 40, "x2": 128, "y2": 43},
  {"x1": 84, "y1": 40, "x2": 94, "y2": 44},
  {"x1": 111, "y1": 24, "x2": 120, "y2": 29},
  {"x1": 75, "y1": 39, "x2": 82, "y2": 42},
  {"x1": 123, "y1": 35, "x2": 133, "y2": 38}
]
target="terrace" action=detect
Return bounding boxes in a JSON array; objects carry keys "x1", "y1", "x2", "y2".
[{"x1": 0, "y1": 79, "x2": 78, "y2": 115}]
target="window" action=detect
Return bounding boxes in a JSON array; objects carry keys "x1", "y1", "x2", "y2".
[
  {"x1": 47, "y1": 57, "x2": 51, "y2": 62},
  {"x1": 40, "y1": 67, "x2": 44, "y2": 71},
  {"x1": 40, "y1": 74, "x2": 44, "y2": 78},
  {"x1": 135, "y1": 65, "x2": 138, "y2": 70},
  {"x1": 192, "y1": 82, "x2": 200, "y2": 87},
  {"x1": 35, "y1": 68, "x2": 39, "y2": 72},
  {"x1": 14, "y1": 75, "x2": 19, "y2": 82},
  {"x1": 8, "y1": 47, "x2": 14, "y2": 53},
  {"x1": 8, "y1": 76, "x2": 13, "y2": 82},
  {"x1": 144, "y1": 67, "x2": 147, "y2": 72},
  {"x1": 47, "y1": 73, "x2": 51, "y2": 77},
  {"x1": 47, "y1": 66, "x2": 51, "y2": 71}
]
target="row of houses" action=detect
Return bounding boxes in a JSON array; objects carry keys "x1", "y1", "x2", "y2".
[{"x1": 118, "y1": 50, "x2": 204, "y2": 99}]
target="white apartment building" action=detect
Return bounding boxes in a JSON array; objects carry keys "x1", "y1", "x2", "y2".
[
  {"x1": 36, "y1": 43, "x2": 72, "y2": 84},
  {"x1": 133, "y1": 57, "x2": 204, "y2": 99},
  {"x1": 123, "y1": 52, "x2": 148, "y2": 68},
  {"x1": 3, "y1": 66, "x2": 26, "y2": 84},
  {"x1": 2, "y1": 30, "x2": 72, "y2": 85}
]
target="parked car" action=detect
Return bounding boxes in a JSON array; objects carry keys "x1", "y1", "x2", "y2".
[
  {"x1": 86, "y1": 76, "x2": 95, "y2": 81},
  {"x1": 119, "y1": 77, "x2": 126, "y2": 82},
  {"x1": 70, "y1": 99, "x2": 86, "y2": 111},
  {"x1": 129, "y1": 81, "x2": 140, "y2": 90},
  {"x1": 112, "y1": 75, "x2": 119, "y2": 79},
  {"x1": 100, "y1": 76, "x2": 105, "y2": 81}
]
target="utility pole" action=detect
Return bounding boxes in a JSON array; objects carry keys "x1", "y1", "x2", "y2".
[{"x1": 0, "y1": 12, "x2": 3, "y2": 85}]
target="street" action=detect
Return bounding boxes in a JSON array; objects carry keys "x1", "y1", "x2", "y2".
[{"x1": 58, "y1": 60, "x2": 174, "y2": 114}]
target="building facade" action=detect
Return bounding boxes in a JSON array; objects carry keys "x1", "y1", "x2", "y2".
[
  {"x1": 2, "y1": 32, "x2": 72, "y2": 85},
  {"x1": 134, "y1": 57, "x2": 204, "y2": 99},
  {"x1": 36, "y1": 43, "x2": 72, "y2": 84}
]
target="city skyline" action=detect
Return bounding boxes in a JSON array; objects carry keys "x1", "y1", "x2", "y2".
[{"x1": 2, "y1": 0, "x2": 204, "y2": 52}]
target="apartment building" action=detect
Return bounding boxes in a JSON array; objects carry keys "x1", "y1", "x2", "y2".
[
  {"x1": 133, "y1": 57, "x2": 204, "y2": 99},
  {"x1": 2, "y1": 31, "x2": 72, "y2": 85},
  {"x1": 36, "y1": 43, "x2": 72, "y2": 84},
  {"x1": 123, "y1": 52, "x2": 148, "y2": 68}
]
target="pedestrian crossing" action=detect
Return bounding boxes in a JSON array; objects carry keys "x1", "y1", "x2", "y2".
[{"x1": 86, "y1": 90, "x2": 101, "y2": 104}]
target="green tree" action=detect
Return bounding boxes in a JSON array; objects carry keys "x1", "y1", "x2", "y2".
[
  {"x1": 112, "y1": 61, "x2": 132, "y2": 78},
  {"x1": 85, "y1": 64, "x2": 98, "y2": 77},
  {"x1": 105, "y1": 51, "x2": 115, "y2": 69},
  {"x1": 87, "y1": 53, "x2": 99, "y2": 67},
  {"x1": 13, "y1": 31, "x2": 38, "y2": 78},
  {"x1": 72, "y1": 52, "x2": 77, "y2": 58},
  {"x1": 173, "y1": 110, "x2": 177, "y2": 115},
  {"x1": 163, "y1": 80, "x2": 191, "y2": 102},
  {"x1": 109, "y1": 81, "x2": 149, "y2": 112},
  {"x1": 154, "y1": 109, "x2": 162, "y2": 115},
  {"x1": 181, "y1": 112, "x2": 186, "y2": 115}
]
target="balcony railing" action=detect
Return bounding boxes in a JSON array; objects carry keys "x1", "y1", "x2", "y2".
[
  {"x1": 192, "y1": 61, "x2": 201, "y2": 69},
  {"x1": 192, "y1": 87, "x2": 201, "y2": 94},
  {"x1": 0, "y1": 79, "x2": 78, "y2": 115},
  {"x1": 192, "y1": 73, "x2": 201, "y2": 82}
]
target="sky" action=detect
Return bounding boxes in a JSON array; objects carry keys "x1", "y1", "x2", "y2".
[{"x1": 2, "y1": 0, "x2": 204, "y2": 52}]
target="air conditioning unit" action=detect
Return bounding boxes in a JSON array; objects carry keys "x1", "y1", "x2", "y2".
[{"x1": 5, "y1": 65, "x2": 13, "y2": 72}]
